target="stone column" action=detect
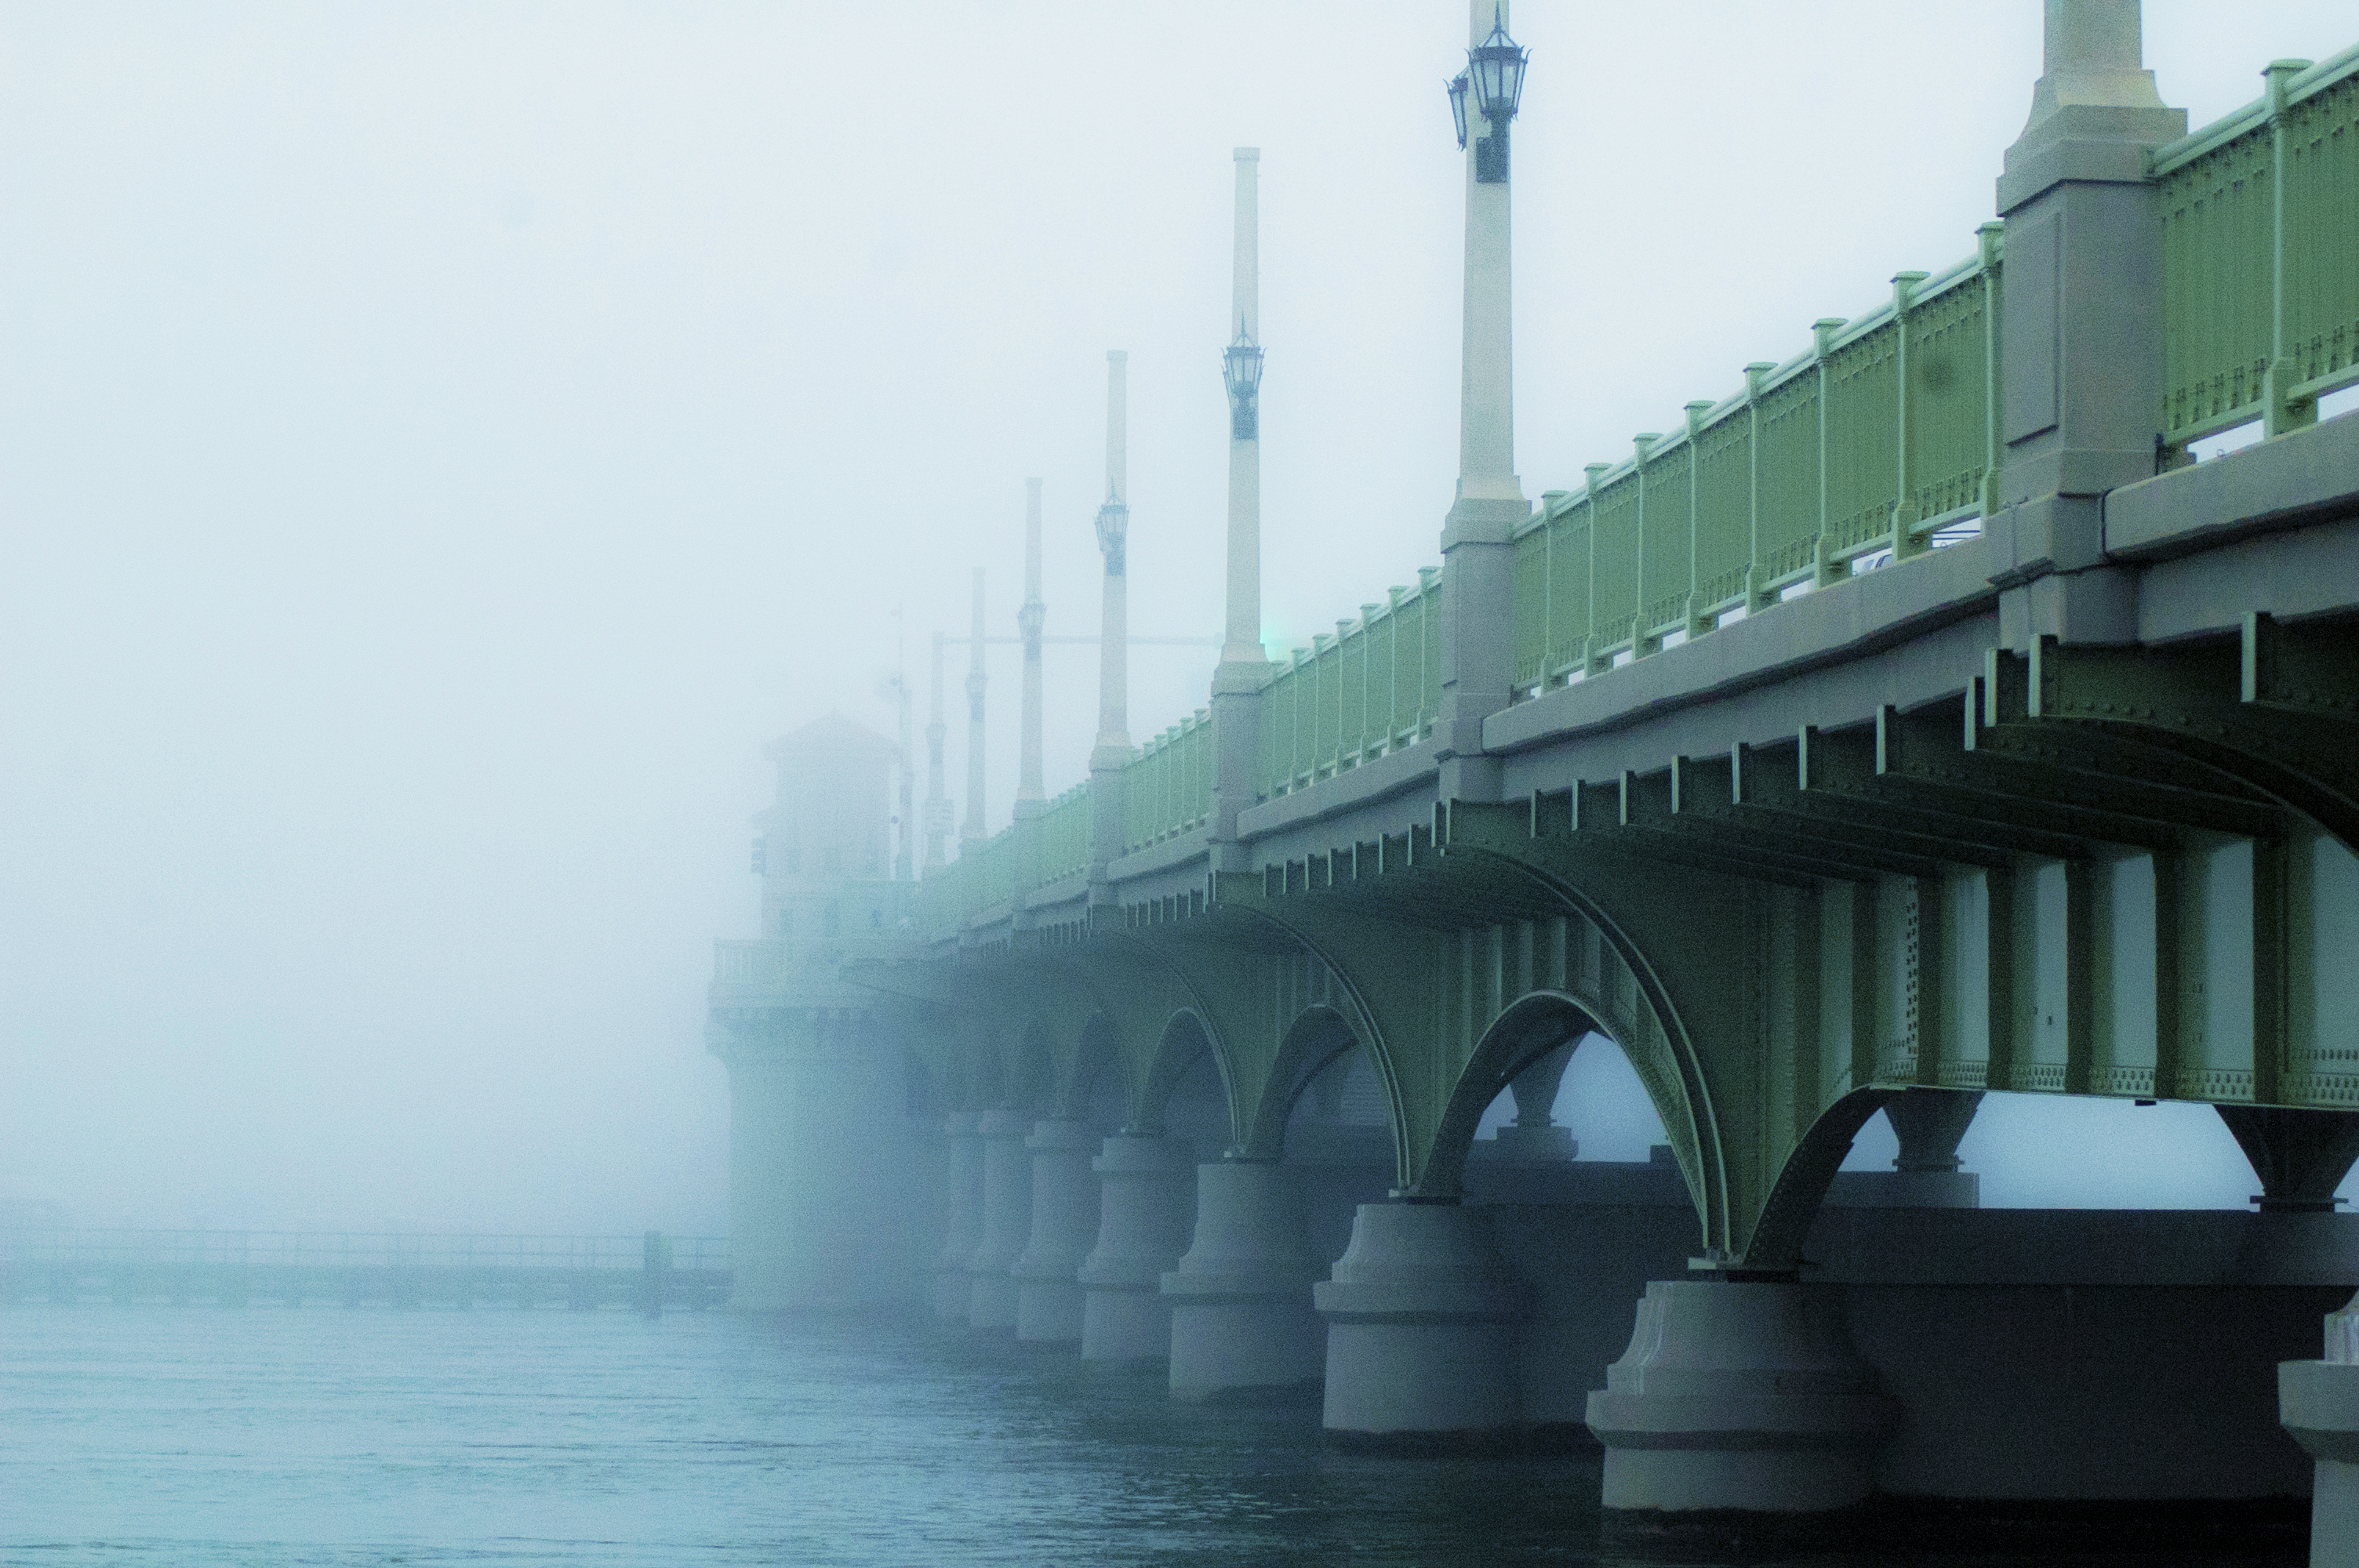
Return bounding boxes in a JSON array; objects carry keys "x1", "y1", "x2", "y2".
[
  {"x1": 2282, "y1": 1294, "x2": 2359, "y2": 1567},
  {"x1": 1990, "y1": 0, "x2": 2186, "y2": 652},
  {"x1": 1161, "y1": 1160, "x2": 1325, "y2": 1402},
  {"x1": 1078, "y1": 1134, "x2": 1198, "y2": 1364},
  {"x1": 1437, "y1": 0, "x2": 1532, "y2": 805},
  {"x1": 1314, "y1": 1200, "x2": 1528, "y2": 1443},
  {"x1": 1586, "y1": 1280, "x2": 1896, "y2": 1518},
  {"x1": 932, "y1": 1110, "x2": 987, "y2": 1320},
  {"x1": 1086, "y1": 352, "x2": 1133, "y2": 904},
  {"x1": 1011, "y1": 1119, "x2": 1102, "y2": 1344},
  {"x1": 965, "y1": 1106, "x2": 1035, "y2": 1330}
]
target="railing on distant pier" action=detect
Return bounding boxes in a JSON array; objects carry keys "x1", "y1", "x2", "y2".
[
  {"x1": 905, "y1": 41, "x2": 2359, "y2": 936},
  {"x1": 0, "y1": 1229, "x2": 730, "y2": 1312}
]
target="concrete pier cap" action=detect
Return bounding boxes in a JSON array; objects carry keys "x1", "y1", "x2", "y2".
[
  {"x1": 1078, "y1": 1134, "x2": 1197, "y2": 1365},
  {"x1": 1011, "y1": 1119, "x2": 1102, "y2": 1344},
  {"x1": 1314, "y1": 1199, "x2": 1528, "y2": 1445},
  {"x1": 1161, "y1": 1158, "x2": 1325, "y2": 1403},
  {"x1": 2281, "y1": 1293, "x2": 2359, "y2": 1566},
  {"x1": 1587, "y1": 1279, "x2": 1896, "y2": 1517}
]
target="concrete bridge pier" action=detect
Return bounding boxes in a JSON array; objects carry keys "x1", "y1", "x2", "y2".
[
  {"x1": 932, "y1": 1112, "x2": 986, "y2": 1321},
  {"x1": 1587, "y1": 1280, "x2": 1896, "y2": 1519},
  {"x1": 1077, "y1": 1134, "x2": 1196, "y2": 1365},
  {"x1": 1161, "y1": 1159, "x2": 1325, "y2": 1402},
  {"x1": 1314, "y1": 1199, "x2": 1528, "y2": 1445},
  {"x1": 2282, "y1": 1295, "x2": 2359, "y2": 1567},
  {"x1": 1012, "y1": 1119, "x2": 1102, "y2": 1344},
  {"x1": 965, "y1": 1107, "x2": 1035, "y2": 1330}
]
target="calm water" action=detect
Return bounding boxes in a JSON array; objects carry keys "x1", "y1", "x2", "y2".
[{"x1": 0, "y1": 1305, "x2": 2305, "y2": 1566}]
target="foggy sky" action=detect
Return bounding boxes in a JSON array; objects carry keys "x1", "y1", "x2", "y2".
[{"x1": 2, "y1": 2, "x2": 2350, "y2": 1234}]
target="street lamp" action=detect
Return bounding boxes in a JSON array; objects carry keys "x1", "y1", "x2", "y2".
[
  {"x1": 1463, "y1": 8, "x2": 1528, "y2": 183},
  {"x1": 1221, "y1": 330, "x2": 1264, "y2": 441},
  {"x1": 1446, "y1": 71, "x2": 1470, "y2": 151},
  {"x1": 1094, "y1": 493, "x2": 1129, "y2": 576}
]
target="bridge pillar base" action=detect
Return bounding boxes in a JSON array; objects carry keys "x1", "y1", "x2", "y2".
[
  {"x1": 1078, "y1": 1136, "x2": 1196, "y2": 1364},
  {"x1": 965, "y1": 1108, "x2": 1035, "y2": 1331},
  {"x1": 1314, "y1": 1200, "x2": 1526, "y2": 1443},
  {"x1": 1587, "y1": 1279, "x2": 1894, "y2": 1515},
  {"x1": 931, "y1": 1112, "x2": 986, "y2": 1323},
  {"x1": 1161, "y1": 1160, "x2": 1324, "y2": 1403},
  {"x1": 2281, "y1": 1298, "x2": 2359, "y2": 1568},
  {"x1": 1012, "y1": 1120, "x2": 1100, "y2": 1345}
]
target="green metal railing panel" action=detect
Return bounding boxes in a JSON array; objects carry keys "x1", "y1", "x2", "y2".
[
  {"x1": 1125, "y1": 713, "x2": 1212, "y2": 853},
  {"x1": 1754, "y1": 372, "x2": 1822, "y2": 586},
  {"x1": 1692, "y1": 414, "x2": 1753, "y2": 615},
  {"x1": 2284, "y1": 64, "x2": 2359, "y2": 405},
  {"x1": 1822, "y1": 322, "x2": 1902, "y2": 556},
  {"x1": 1547, "y1": 512, "x2": 1592, "y2": 679},
  {"x1": 2158, "y1": 44, "x2": 2359, "y2": 443},
  {"x1": 1367, "y1": 599, "x2": 1401, "y2": 750},
  {"x1": 1416, "y1": 570, "x2": 1443, "y2": 724},
  {"x1": 1640, "y1": 442, "x2": 1695, "y2": 637},
  {"x1": 1589, "y1": 474, "x2": 1641, "y2": 655},
  {"x1": 1038, "y1": 782, "x2": 1090, "y2": 886},
  {"x1": 1908, "y1": 271, "x2": 1998, "y2": 520},
  {"x1": 2160, "y1": 118, "x2": 2274, "y2": 440},
  {"x1": 1511, "y1": 528, "x2": 1548, "y2": 689}
]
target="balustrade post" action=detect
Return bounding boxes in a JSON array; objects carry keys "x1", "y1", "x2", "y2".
[
  {"x1": 1809, "y1": 318, "x2": 1846, "y2": 589},
  {"x1": 1631, "y1": 433, "x2": 1659, "y2": 655},
  {"x1": 1889, "y1": 270, "x2": 1930, "y2": 561},
  {"x1": 1683, "y1": 401, "x2": 1712, "y2": 639},
  {"x1": 1990, "y1": 0, "x2": 2185, "y2": 645},
  {"x1": 2262, "y1": 59, "x2": 2317, "y2": 439},
  {"x1": 1742, "y1": 362, "x2": 1774, "y2": 610}
]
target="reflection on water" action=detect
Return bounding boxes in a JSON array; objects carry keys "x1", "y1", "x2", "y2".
[{"x1": 0, "y1": 1306, "x2": 2304, "y2": 1566}]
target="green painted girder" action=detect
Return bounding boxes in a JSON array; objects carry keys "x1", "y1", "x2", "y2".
[
  {"x1": 1701, "y1": 740, "x2": 2028, "y2": 869},
  {"x1": 1737, "y1": 721, "x2": 2093, "y2": 861},
  {"x1": 1534, "y1": 786, "x2": 1834, "y2": 887},
  {"x1": 2021, "y1": 628, "x2": 2359, "y2": 855},
  {"x1": 1608, "y1": 766, "x2": 1951, "y2": 881},
  {"x1": 1874, "y1": 696, "x2": 2275, "y2": 850},
  {"x1": 1977, "y1": 652, "x2": 2293, "y2": 827}
]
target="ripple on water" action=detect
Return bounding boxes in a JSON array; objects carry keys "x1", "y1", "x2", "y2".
[{"x1": 0, "y1": 1305, "x2": 2306, "y2": 1566}]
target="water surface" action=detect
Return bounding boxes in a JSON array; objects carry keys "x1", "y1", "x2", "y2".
[{"x1": 0, "y1": 1305, "x2": 2303, "y2": 1565}]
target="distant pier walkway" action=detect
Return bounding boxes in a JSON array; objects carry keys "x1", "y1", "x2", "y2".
[{"x1": 0, "y1": 1229, "x2": 732, "y2": 1312}]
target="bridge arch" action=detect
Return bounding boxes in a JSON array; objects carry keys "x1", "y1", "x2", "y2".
[
  {"x1": 1133, "y1": 1008, "x2": 1238, "y2": 1147},
  {"x1": 1053, "y1": 1010, "x2": 1131, "y2": 1127},
  {"x1": 1422, "y1": 991, "x2": 1606, "y2": 1199},
  {"x1": 1427, "y1": 844, "x2": 1734, "y2": 1250}
]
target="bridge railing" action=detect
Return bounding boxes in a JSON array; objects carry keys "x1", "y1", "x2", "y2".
[
  {"x1": 1124, "y1": 709, "x2": 1212, "y2": 852},
  {"x1": 2158, "y1": 43, "x2": 2359, "y2": 445},
  {"x1": 1512, "y1": 228, "x2": 2003, "y2": 691},
  {"x1": 1258, "y1": 565, "x2": 1442, "y2": 798},
  {"x1": 1038, "y1": 779, "x2": 1092, "y2": 883}
]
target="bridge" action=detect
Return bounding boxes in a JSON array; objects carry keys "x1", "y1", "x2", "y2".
[{"x1": 709, "y1": 2, "x2": 2359, "y2": 1551}]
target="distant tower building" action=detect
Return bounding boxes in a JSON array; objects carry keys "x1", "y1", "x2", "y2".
[{"x1": 707, "y1": 713, "x2": 940, "y2": 1311}]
